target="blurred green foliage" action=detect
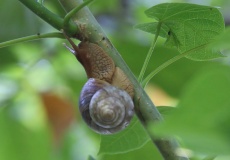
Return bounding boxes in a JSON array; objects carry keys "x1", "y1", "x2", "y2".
[
  {"x1": 153, "y1": 64, "x2": 230, "y2": 155},
  {"x1": 1, "y1": 0, "x2": 230, "y2": 160}
]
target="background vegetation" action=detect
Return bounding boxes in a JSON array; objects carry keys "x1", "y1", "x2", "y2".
[{"x1": 0, "y1": 0, "x2": 230, "y2": 160}]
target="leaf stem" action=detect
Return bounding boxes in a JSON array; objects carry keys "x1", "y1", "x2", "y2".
[
  {"x1": 138, "y1": 22, "x2": 162, "y2": 83},
  {"x1": 63, "y1": 0, "x2": 94, "y2": 30},
  {"x1": 142, "y1": 44, "x2": 208, "y2": 87},
  {"x1": 18, "y1": 0, "x2": 78, "y2": 35},
  {"x1": 0, "y1": 32, "x2": 63, "y2": 48}
]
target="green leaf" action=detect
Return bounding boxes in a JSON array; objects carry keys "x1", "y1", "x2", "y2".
[
  {"x1": 134, "y1": 22, "x2": 169, "y2": 38},
  {"x1": 153, "y1": 65, "x2": 230, "y2": 155},
  {"x1": 99, "y1": 141, "x2": 163, "y2": 160},
  {"x1": 98, "y1": 116, "x2": 150, "y2": 155},
  {"x1": 138, "y1": 3, "x2": 225, "y2": 60}
]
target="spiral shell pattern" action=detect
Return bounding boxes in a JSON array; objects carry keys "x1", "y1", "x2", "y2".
[{"x1": 79, "y1": 78, "x2": 134, "y2": 134}]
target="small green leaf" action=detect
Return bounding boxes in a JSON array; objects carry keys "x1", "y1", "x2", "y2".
[
  {"x1": 153, "y1": 65, "x2": 230, "y2": 155},
  {"x1": 137, "y1": 3, "x2": 225, "y2": 60},
  {"x1": 98, "y1": 116, "x2": 150, "y2": 155}
]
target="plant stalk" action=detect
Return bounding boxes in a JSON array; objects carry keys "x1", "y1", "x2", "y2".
[
  {"x1": 0, "y1": 32, "x2": 63, "y2": 48},
  {"x1": 142, "y1": 43, "x2": 209, "y2": 87},
  {"x1": 63, "y1": 0, "x2": 94, "y2": 29},
  {"x1": 138, "y1": 22, "x2": 161, "y2": 83},
  {"x1": 18, "y1": 0, "x2": 78, "y2": 35},
  {"x1": 58, "y1": 0, "x2": 188, "y2": 159}
]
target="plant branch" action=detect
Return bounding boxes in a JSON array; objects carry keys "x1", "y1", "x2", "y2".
[
  {"x1": 58, "y1": 0, "x2": 188, "y2": 159},
  {"x1": 18, "y1": 0, "x2": 78, "y2": 35},
  {"x1": 63, "y1": 0, "x2": 94, "y2": 29},
  {"x1": 138, "y1": 22, "x2": 161, "y2": 83},
  {"x1": 0, "y1": 32, "x2": 63, "y2": 48}
]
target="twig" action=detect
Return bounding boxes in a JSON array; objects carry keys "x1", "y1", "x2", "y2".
[
  {"x1": 0, "y1": 32, "x2": 63, "y2": 48},
  {"x1": 18, "y1": 0, "x2": 78, "y2": 35}
]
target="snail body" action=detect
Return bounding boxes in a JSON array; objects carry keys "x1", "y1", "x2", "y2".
[
  {"x1": 64, "y1": 35, "x2": 134, "y2": 134},
  {"x1": 67, "y1": 41, "x2": 115, "y2": 83}
]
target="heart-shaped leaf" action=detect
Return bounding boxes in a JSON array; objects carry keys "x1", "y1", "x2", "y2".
[{"x1": 136, "y1": 3, "x2": 225, "y2": 60}]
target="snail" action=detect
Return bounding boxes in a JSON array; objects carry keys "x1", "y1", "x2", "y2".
[{"x1": 63, "y1": 33, "x2": 134, "y2": 134}]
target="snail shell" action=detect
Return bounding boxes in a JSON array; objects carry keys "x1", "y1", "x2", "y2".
[{"x1": 79, "y1": 78, "x2": 134, "y2": 134}]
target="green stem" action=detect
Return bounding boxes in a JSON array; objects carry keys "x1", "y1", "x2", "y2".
[
  {"x1": 63, "y1": 0, "x2": 94, "y2": 30},
  {"x1": 18, "y1": 0, "x2": 78, "y2": 35},
  {"x1": 0, "y1": 32, "x2": 63, "y2": 48},
  {"x1": 59, "y1": 1, "x2": 188, "y2": 159},
  {"x1": 138, "y1": 22, "x2": 162, "y2": 83},
  {"x1": 142, "y1": 44, "x2": 208, "y2": 87}
]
